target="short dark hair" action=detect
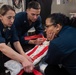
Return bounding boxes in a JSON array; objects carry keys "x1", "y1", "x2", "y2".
[
  {"x1": 0, "y1": 5, "x2": 15, "y2": 16},
  {"x1": 27, "y1": 1, "x2": 41, "y2": 9}
]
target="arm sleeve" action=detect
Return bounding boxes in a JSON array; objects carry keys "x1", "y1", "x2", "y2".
[
  {"x1": 10, "y1": 25, "x2": 19, "y2": 43},
  {"x1": 45, "y1": 42, "x2": 63, "y2": 65},
  {"x1": 19, "y1": 33, "x2": 29, "y2": 45},
  {"x1": 0, "y1": 31, "x2": 5, "y2": 43},
  {"x1": 13, "y1": 12, "x2": 29, "y2": 45},
  {"x1": 34, "y1": 16, "x2": 44, "y2": 35}
]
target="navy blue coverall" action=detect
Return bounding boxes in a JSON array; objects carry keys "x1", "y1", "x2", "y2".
[{"x1": 13, "y1": 12, "x2": 44, "y2": 45}]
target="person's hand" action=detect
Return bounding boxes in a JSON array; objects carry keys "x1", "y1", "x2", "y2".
[
  {"x1": 21, "y1": 57, "x2": 34, "y2": 73},
  {"x1": 34, "y1": 38, "x2": 45, "y2": 45},
  {"x1": 24, "y1": 54, "x2": 33, "y2": 62},
  {"x1": 29, "y1": 37, "x2": 46, "y2": 45},
  {"x1": 47, "y1": 32, "x2": 56, "y2": 41}
]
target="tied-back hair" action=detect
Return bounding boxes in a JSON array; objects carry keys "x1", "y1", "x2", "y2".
[
  {"x1": 27, "y1": 1, "x2": 41, "y2": 9},
  {"x1": 47, "y1": 13, "x2": 70, "y2": 27},
  {"x1": 70, "y1": 17, "x2": 76, "y2": 28},
  {"x1": 0, "y1": 5, "x2": 15, "y2": 16}
]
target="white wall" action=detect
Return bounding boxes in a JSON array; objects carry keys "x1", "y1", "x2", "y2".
[{"x1": 51, "y1": 0, "x2": 76, "y2": 17}]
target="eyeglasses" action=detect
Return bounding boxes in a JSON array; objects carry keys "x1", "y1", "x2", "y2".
[{"x1": 45, "y1": 24, "x2": 53, "y2": 28}]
